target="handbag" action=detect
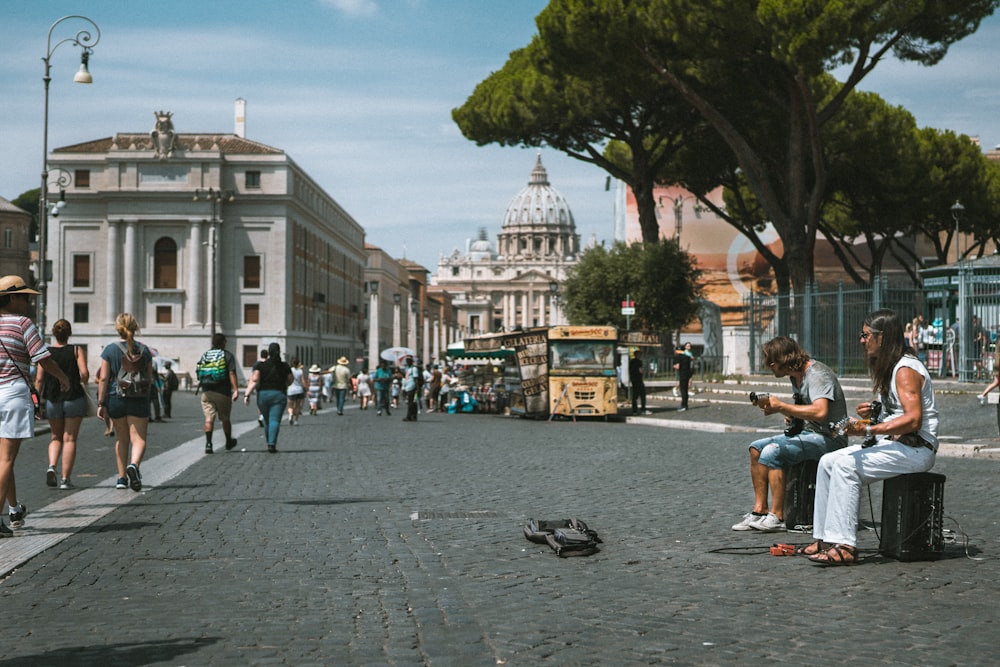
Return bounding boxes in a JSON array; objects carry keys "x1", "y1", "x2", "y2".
[{"x1": 81, "y1": 383, "x2": 98, "y2": 417}]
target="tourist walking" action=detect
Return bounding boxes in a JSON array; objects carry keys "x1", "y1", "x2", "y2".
[
  {"x1": 402, "y1": 356, "x2": 420, "y2": 422},
  {"x1": 287, "y1": 359, "x2": 305, "y2": 424},
  {"x1": 97, "y1": 313, "x2": 153, "y2": 492},
  {"x1": 161, "y1": 360, "x2": 178, "y2": 419},
  {"x1": 356, "y1": 368, "x2": 372, "y2": 410},
  {"x1": 195, "y1": 333, "x2": 240, "y2": 453},
  {"x1": 244, "y1": 342, "x2": 292, "y2": 453},
  {"x1": 332, "y1": 356, "x2": 351, "y2": 415},
  {"x1": 373, "y1": 359, "x2": 392, "y2": 416},
  {"x1": 307, "y1": 364, "x2": 324, "y2": 415},
  {"x1": 0, "y1": 276, "x2": 70, "y2": 536},
  {"x1": 35, "y1": 318, "x2": 90, "y2": 490}
]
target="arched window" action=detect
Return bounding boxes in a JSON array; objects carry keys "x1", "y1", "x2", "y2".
[{"x1": 153, "y1": 237, "x2": 177, "y2": 289}]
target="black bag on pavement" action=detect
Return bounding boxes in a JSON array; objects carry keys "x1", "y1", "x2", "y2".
[{"x1": 523, "y1": 518, "x2": 602, "y2": 557}]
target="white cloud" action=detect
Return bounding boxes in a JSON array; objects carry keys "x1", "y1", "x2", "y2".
[{"x1": 320, "y1": 0, "x2": 379, "y2": 18}]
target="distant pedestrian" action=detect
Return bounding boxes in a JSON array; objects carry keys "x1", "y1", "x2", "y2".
[
  {"x1": 97, "y1": 313, "x2": 153, "y2": 492},
  {"x1": 34, "y1": 318, "x2": 89, "y2": 490},
  {"x1": 428, "y1": 365, "x2": 442, "y2": 411},
  {"x1": 356, "y1": 368, "x2": 372, "y2": 410},
  {"x1": 0, "y1": 276, "x2": 70, "y2": 536},
  {"x1": 332, "y1": 356, "x2": 351, "y2": 415},
  {"x1": 402, "y1": 356, "x2": 419, "y2": 422},
  {"x1": 251, "y1": 348, "x2": 268, "y2": 427},
  {"x1": 673, "y1": 343, "x2": 694, "y2": 411},
  {"x1": 629, "y1": 350, "x2": 648, "y2": 415},
  {"x1": 307, "y1": 364, "x2": 324, "y2": 415},
  {"x1": 244, "y1": 342, "x2": 292, "y2": 453},
  {"x1": 148, "y1": 370, "x2": 163, "y2": 422},
  {"x1": 287, "y1": 359, "x2": 305, "y2": 425},
  {"x1": 372, "y1": 359, "x2": 392, "y2": 416},
  {"x1": 161, "y1": 361, "x2": 178, "y2": 419},
  {"x1": 978, "y1": 341, "x2": 1000, "y2": 437},
  {"x1": 195, "y1": 333, "x2": 239, "y2": 453}
]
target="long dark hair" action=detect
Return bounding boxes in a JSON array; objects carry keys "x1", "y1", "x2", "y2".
[{"x1": 865, "y1": 309, "x2": 909, "y2": 397}]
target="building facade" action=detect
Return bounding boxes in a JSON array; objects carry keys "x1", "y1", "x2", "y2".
[
  {"x1": 45, "y1": 108, "x2": 366, "y2": 378},
  {"x1": 432, "y1": 155, "x2": 580, "y2": 337},
  {"x1": 0, "y1": 197, "x2": 32, "y2": 280}
]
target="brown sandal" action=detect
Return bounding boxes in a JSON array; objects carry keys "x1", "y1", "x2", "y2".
[
  {"x1": 795, "y1": 540, "x2": 825, "y2": 556},
  {"x1": 808, "y1": 543, "x2": 858, "y2": 566}
]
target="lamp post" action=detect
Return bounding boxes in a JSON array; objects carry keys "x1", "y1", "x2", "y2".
[
  {"x1": 39, "y1": 15, "x2": 100, "y2": 339},
  {"x1": 193, "y1": 188, "x2": 235, "y2": 337},
  {"x1": 951, "y1": 200, "x2": 967, "y2": 382}
]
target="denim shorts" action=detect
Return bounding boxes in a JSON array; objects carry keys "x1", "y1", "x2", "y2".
[
  {"x1": 750, "y1": 430, "x2": 844, "y2": 469},
  {"x1": 45, "y1": 395, "x2": 88, "y2": 420},
  {"x1": 107, "y1": 393, "x2": 150, "y2": 420}
]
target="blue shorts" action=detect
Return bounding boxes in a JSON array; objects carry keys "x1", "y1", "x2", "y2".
[
  {"x1": 750, "y1": 431, "x2": 845, "y2": 469},
  {"x1": 45, "y1": 395, "x2": 88, "y2": 420},
  {"x1": 107, "y1": 393, "x2": 150, "y2": 420}
]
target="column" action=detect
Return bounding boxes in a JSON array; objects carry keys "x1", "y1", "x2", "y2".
[
  {"x1": 189, "y1": 220, "x2": 204, "y2": 327},
  {"x1": 368, "y1": 291, "x2": 379, "y2": 372},
  {"x1": 433, "y1": 316, "x2": 440, "y2": 363},
  {"x1": 105, "y1": 220, "x2": 121, "y2": 324},
  {"x1": 392, "y1": 299, "x2": 401, "y2": 347},
  {"x1": 122, "y1": 220, "x2": 138, "y2": 318},
  {"x1": 422, "y1": 313, "x2": 430, "y2": 365}
]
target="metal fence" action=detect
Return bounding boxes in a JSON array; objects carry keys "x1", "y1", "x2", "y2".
[{"x1": 743, "y1": 272, "x2": 1000, "y2": 382}]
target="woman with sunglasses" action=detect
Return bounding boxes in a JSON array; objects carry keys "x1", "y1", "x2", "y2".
[{"x1": 802, "y1": 309, "x2": 938, "y2": 566}]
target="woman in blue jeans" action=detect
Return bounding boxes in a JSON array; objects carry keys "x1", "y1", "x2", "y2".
[{"x1": 244, "y1": 342, "x2": 292, "y2": 453}]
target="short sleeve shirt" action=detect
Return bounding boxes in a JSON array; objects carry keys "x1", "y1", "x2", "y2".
[{"x1": 794, "y1": 360, "x2": 848, "y2": 443}]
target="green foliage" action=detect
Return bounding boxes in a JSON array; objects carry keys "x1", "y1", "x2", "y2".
[
  {"x1": 561, "y1": 241, "x2": 702, "y2": 333},
  {"x1": 11, "y1": 188, "x2": 40, "y2": 243}
]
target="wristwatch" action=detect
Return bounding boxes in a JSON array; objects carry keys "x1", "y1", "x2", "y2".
[{"x1": 865, "y1": 424, "x2": 873, "y2": 439}]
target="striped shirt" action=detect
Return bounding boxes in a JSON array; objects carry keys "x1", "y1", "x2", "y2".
[{"x1": 0, "y1": 315, "x2": 50, "y2": 386}]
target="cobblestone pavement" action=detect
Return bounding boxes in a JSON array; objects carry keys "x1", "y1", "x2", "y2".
[{"x1": 1, "y1": 383, "x2": 999, "y2": 666}]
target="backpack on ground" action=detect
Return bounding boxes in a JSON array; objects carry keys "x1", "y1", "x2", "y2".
[
  {"x1": 116, "y1": 343, "x2": 151, "y2": 398},
  {"x1": 196, "y1": 348, "x2": 228, "y2": 386},
  {"x1": 523, "y1": 518, "x2": 602, "y2": 557}
]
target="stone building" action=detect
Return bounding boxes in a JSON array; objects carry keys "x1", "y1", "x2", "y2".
[
  {"x1": 0, "y1": 197, "x2": 32, "y2": 280},
  {"x1": 432, "y1": 155, "x2": 580, "y2": 336},
  {"x1": 43, "y1": 104, "x2": 366, "y2": 377}
]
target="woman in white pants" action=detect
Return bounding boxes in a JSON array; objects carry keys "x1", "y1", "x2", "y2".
[{"x1": 802, "y1": 308, "x2": 938, "y2": 566}]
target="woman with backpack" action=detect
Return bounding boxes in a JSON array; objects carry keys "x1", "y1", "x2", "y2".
[
  {"x1": 34, "y1": 319, "x2": 90, "y2": 490},
  {"x1": 97, "y1": 313, "x2": 154, "y2": 492}
]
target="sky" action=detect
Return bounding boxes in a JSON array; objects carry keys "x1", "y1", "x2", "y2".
[{"x1": 2, "y1": 1, "x2": 999, "y2": 272}]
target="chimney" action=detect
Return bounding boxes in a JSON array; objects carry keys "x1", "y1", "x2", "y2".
[{"x1": 234, "y1": 98, "x2": 246, "y2": 138}]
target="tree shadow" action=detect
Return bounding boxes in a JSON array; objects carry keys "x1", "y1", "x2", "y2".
[{"x1": 0, "y1": 636, "x2": 219, "y2": 666}]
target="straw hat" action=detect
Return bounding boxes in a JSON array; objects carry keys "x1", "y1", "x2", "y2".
[
  {"x1": 0, "y1": 275, "x2": 39, "y2": 295},
  {"x1": 337, "y1": 356, "x2": 349, "y2": 365},
  {"x1": 308, "y1": 364, "x2": 322, "y2": 373}
]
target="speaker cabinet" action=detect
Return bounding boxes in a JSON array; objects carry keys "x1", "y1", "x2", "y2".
[
  {"x1": 880, "y1": 472, "x2": 945, "y2": 562},
  {"x1": 783, "y1": 459, "x2": 818, "y2": 531}
]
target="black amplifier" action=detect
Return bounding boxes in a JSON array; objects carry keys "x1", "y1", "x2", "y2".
[
  {"x1": 783, "y1": 459, "x2": 818, "y2": 531},
  {"x1": 880, "y1": 472, "x2": 946, "y2": 561}
]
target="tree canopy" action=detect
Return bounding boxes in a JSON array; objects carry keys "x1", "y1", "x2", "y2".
[
  {"x1": 561, "y1": 240, "x2": 702, "y2": 333},
  {"x1": 532, "y1": 0, "x2": 999, "y2": 291}
]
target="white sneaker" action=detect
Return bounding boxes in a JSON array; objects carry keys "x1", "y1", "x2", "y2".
[
  {"x1": 731, "y1": 512, "x2": 764, "y2": 531},
  {"x1": 748, "y1": 512, "x2": 786, "y2": 532}
]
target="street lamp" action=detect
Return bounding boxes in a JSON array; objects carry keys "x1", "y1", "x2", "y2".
[
  {"x1": 951, "y1": 200, "x2": 965, "y2": 265},
  {"x1": 39, "y1": 15, "x2": 100, "y2": 339},
  {"x1": 193, "y1": 188, "x2": 235, "y2": 337}
]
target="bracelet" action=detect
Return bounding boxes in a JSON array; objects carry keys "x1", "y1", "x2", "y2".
[{"x1": 865, "y1": 424, "x2": 873, "y2": 438}]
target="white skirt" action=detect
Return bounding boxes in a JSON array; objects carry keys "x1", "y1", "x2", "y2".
[{"x1": 0, "y1": 382, "x2": 35, "y2": 439}]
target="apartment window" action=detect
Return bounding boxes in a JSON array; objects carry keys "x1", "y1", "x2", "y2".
[
  {"x1": 244, "y1": 303, "x2": 260, "y2": 325},
  {"x1": 153, "y1": 237, "x2": 177, "y2": 288},
  {"x1": 74, "y1": 169, "x2": 90, "y2": 188},
  {"x1": 244, "y1": 255, "x2": 261, "y2": 289},
  {"x1": 242, "y1": 345, "x2": 258, "y2": 367},
  {"x1": 72, "y1": 254, "x2": 91, "y2": 288},
  {"x1": 3, "y1": 228, "x2": 12, "y2": 249},
  {"x1": 156, "y1": 306, "x2": 172, "y2": 324},
  {"x1": 73, "y1": 303, "x2": 89, "y2": 323},
  {"x1": 245, "y1": 170, "x2": 261, "y2": 189}
]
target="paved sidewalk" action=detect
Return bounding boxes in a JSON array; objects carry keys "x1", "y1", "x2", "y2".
[{"x1": 1, "y1": 389, "x2": 998, "y2": 666}]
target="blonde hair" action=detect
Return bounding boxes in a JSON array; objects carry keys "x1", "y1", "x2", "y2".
[{"x1": 115, "y1": 313, "x2": 141, "y2": 354}]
